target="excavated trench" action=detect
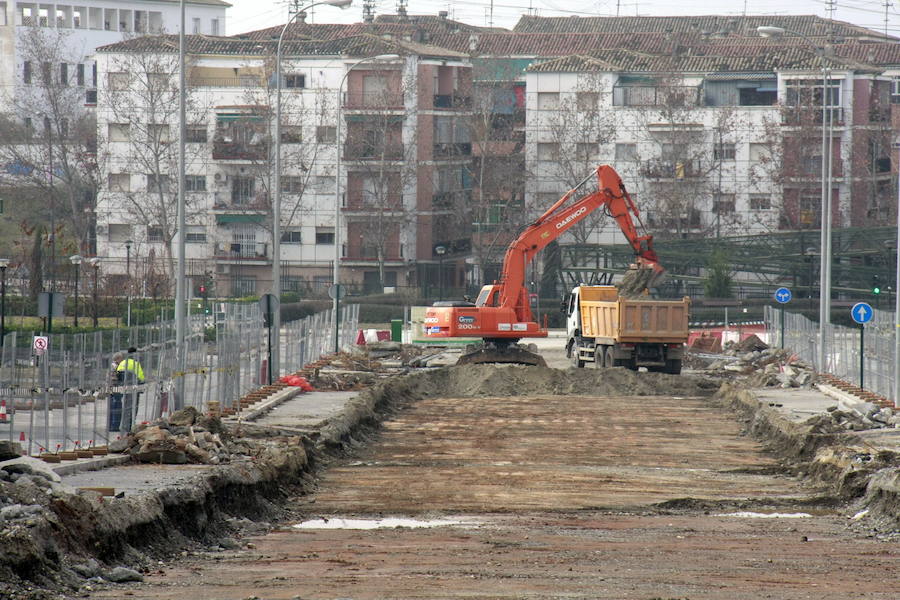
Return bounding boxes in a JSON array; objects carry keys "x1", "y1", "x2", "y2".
[{"x1": 2, "y1": 365, "x2": 900, "y2": 600}]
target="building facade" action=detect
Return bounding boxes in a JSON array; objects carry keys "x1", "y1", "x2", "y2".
[{"x1": 93, "y1": 33, "x2": 472, "y2": 297}]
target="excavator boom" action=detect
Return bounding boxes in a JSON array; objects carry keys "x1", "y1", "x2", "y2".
[{"x1": 424, "y1": 164, "x2": 663, "y2": 364}]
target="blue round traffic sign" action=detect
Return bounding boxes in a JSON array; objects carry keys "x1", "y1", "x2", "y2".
[
  {"x1": 851, "y1": 302, "x2": 874, "y2": 324},
  {"x1": 774, "y1": 287, "x2": 792, "y2": 304}
]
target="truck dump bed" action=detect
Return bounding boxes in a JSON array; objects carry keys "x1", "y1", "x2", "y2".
[{"x1": 579, "y1": 286, "x2": 690, "y2": 344}]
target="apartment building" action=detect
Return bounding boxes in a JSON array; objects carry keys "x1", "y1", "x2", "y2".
[
  {"x1": 0, "y1": 0, "x2": 228, "y2": 107},
  {"x1": 93, "y1": 32, "x2": 472, "y2": 296}
]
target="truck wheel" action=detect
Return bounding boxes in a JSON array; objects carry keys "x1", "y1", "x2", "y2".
[
  {"x1": 604, "y1": 346, "x2": 616, "y2": 368},
  {"x1": 570, "y1": 343, "x2": 584, "y2": 368},
  {"x1": 665, "y1": 359, "x2": 682, "y2": 375},
  {"x1": 593, "y1": 345, "x2": 606, "y2": 368}
]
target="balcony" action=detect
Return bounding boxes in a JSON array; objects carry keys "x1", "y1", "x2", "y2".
[
  {"x1": 613, "y1": 85, "x2": 701, "y2": 107},
  {"x1": 190, "y1": 76, "x2": 260, "y2": 88},
  {"x1": 639, "y1": 158, "x2": 706, "y2": 180},
  {"x1": 212, "y1": 140, "x2": 268, "y2": 161},
  {"x1": 781, "y1": 107, "x2": 844, "y2": 126},
  {"x1": 343, "y1": 142, "x2": 404, "y2": 161},
  {"x1": 433, "y1": 94, "x2": 472, "y2": 110},
  {"x1": 433, "y1": 142, "x2": 472, "y2": 158},
  {"x1": 214, "y1": 241, "x2": 269, "y2": 260},
  {"x1": 343, "y1": 91, "x2": 404, "y2": 110}
]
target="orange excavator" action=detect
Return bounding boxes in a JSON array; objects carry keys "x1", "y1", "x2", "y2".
[{"x1": 424, "y1": 164, "x2": 664, "y2": 366}]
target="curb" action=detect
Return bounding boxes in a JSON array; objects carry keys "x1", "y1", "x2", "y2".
[
  {"x1": 51, "y1": 454, "x2": 131, "y2": 477},
  {"x1": 223, "y1": 385, "x2": 304, "y2": 423}
]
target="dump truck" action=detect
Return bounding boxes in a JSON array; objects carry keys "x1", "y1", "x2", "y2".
[{"x1": 565, "y1": 285, "x2": 690, "y2": 374}]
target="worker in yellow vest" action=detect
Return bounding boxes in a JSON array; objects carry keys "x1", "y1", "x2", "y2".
[{"x1": 116, "y1": 347, "x2": 145, "y2": 432}]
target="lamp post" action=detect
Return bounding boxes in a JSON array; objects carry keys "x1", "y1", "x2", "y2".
[
  {"x1": 125, "y1": 239, "x2": 132, "y2": 328},
  {"x1": 434, "y1": 245, "x2": 447, "y2": 301},
  {"x1": 69, "y1": 254, "x2": 82, "y2": 327},
  {"x1": 0, "y1": 258, "x2": 9, "y2": 340},
  {"x1": 273, "y1": 0, "x2": 353, "y2": 377},
  {"x1": 331, "y1": 52, "x2": 400, "y2": 353},
  {"x1": 88, "y1": 257, "x2": 100, "y2": 328},
  {"x1": 758, "y1": 25, "x2": 834, "y2": 373}
]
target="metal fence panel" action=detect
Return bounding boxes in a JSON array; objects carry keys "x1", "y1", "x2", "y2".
[
  {"x1": 765, "y1": 305, "x2": 897, "y2": 403},
  {"x1": 0, "y1": 304, "x2": 358, "y2": 456}
]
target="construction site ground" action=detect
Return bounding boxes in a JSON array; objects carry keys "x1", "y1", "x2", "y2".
[{"x1": 3, "y1": 331, "x2": 900, "y2": 599}]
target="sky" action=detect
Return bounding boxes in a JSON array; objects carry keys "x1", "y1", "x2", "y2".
[{"x1": 226, "y1": 0, "x2": 900, "y2": 37}]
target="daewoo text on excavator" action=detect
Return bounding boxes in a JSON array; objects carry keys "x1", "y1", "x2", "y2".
[{"x1": 423, "y1": 164, "x2": 664, "y2": 366}]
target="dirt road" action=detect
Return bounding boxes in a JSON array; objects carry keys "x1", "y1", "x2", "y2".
[{"x1": 89, "y1": 368, "x2": 900, "y2": 600}]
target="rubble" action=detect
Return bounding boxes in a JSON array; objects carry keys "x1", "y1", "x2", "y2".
[
  {"x1": 109, "y1": 411, "x2": 231, "y2": 465},
  {"x1": 691, "y1": 335, "x2": 819, "y2": 390},
  {"x1": 616, "y1": 265, "x2": 658, "y2": 298}
]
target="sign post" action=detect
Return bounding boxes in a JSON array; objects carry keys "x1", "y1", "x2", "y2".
[
  {"x1": 259, "y1": 293, "x2": 279, "y2": 385},
  {"x1": 774, "y1": 287, "x2": 792, "y2": 349},
  {"x1": 328, "y1": 284, "x2": 344, "y2": 354},
  {"x1": 850, "y1": 302, "x2": 874, "y2": 388}
]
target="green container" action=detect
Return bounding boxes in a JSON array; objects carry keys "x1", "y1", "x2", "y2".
[{"x1": 390, "y1": 319, "x2": 403, "y2": 342}]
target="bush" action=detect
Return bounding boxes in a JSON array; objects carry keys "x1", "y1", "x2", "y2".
[{"x1": 280, "y1": 300, "x2": 330, "y2": 323}]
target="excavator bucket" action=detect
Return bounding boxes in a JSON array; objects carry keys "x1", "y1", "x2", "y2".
[{"x1": 457, "y1": 343, "x2": 547, "y2": 367}]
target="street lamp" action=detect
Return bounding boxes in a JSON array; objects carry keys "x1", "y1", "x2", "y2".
[
  {"x1": 434, "y1": 245, "x2": 448, "y2": 301},
  {"x1": 273, "y1": 0, "x2": 353, "y2": 377},
  {"x1": 125, "y1": 239, "x2": 133, "y2": 328},
  {"x1": 331, "y1": 52, "x2": 400, "y2": 353},
  {"x1": 69, "y1": 254, "x2": 82, "y2": 327},
  {"x1": 88, "y1": 257, "x2": 100, "y2": 328},
  {"x1": 758, "y1": 25, "x2": 834, "y2": 372},
  {"x1": 0, "y1": 258, "x2": 9, "y2": 340}
]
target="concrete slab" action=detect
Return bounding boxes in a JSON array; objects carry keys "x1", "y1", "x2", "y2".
[
  {"x1": 251, "y1": 390, "x2": 358, "y2": 429},
  {"x1": 753, "y1": 388, "x2": 840, "y2": 424},
  {"x1": 61, "y1": 462, "x2": 215, "y2": 494}
]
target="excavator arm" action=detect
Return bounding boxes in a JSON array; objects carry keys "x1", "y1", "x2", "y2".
[{"x1": 494, "y1": 164, "x2": 663, "y2": 322}]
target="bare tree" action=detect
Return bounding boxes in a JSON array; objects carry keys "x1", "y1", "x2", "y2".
[
  {"x1": 99, "y1": 41, "x2": 208, "y2": 288},
  {"x1": 0, "y1": 25, "x2": 98, "y2": 270},
  {"x1": 341, "y1": 66, "x2": 418, "y2": 290},
  {"x1": 464, "y1": 67, "x2": 532, "y2": 286}
]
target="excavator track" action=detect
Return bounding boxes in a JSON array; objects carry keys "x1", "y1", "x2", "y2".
[{"x1": 456, "y1": 342, "x2": 547, "y2": 367}]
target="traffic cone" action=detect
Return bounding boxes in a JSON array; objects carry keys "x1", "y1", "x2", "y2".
[
  {"x1": 0, "y1": 399, "x2": 7, "y2": 422},
  {"x1": 19, "y1": 431, "x2": 25, "y2": 442}
]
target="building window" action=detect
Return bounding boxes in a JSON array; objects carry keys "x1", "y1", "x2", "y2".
[
  {"x1": 281, "y1": 230, "x2": 302, "y2": 244},
  {"x1": 285, "y1": 74, "x2": 305, "y2": 89},
  {"x1": 749, "y1": 194, "x2": 771, "y2": 210},
  {"x1": 147, "y1": 174, "x2": 171, "y2": 193},
  {"x1": 76, "y1": 64, "x2": 84, "y2": 86},
  {"x1": 712, "y1": 194, "x2": 736, "y2": 214},
  {"x1": 576, "y1": 92, "x2": 599, "y2": 111},
  {"x1": 282, "y1": 277, "x2": 303, "y2": 292},
  {"x1": 714, "y1": 143, "x2": 736, "y2": 161},
  {"x1": 185, "y1": 175, "x2": 206, "y2": 192},
  {"x1": 231, "y1": 176, "x2": 254, "y2": 204},
  {"x1": 576, "y1": 143, "x2": 596, "y2": 162},
  {"x1": 59, "y1": 63, "x2": 68, "y2": 85},
  {"x1": 58, "y1": 118, "x2": 69, "y2": 139},
  {"x1": 231, "y1": 277, "x2": 256, "y2": 297},
  {"x1": 23, "y1": 61, "x2": 31, "y2": 84},
  {"x1": 85, "y1": 89, "x2": 97, "y2": 104},
  {"x1": 536, "y1": 92, "x2": 559, "y2": 110},
  {"x1": 316, "y1": 126, "x2": 336, "y2": 143},
  {"x1": 108, "y1": 173, "x2": 131, "y2": 192},
  {"x1": 536, "y1": 142, "x2": 559, "y2": 161},
  {"x1": 148, "y1": 124, "x2": 170, "y2": 143},
  {"x1": 615, "y1": 143, "x2": 638, "y2": 162},
  {"x1": 108, "y1": 72, "x2": 129, "y2": 91},
  {"x1": 186, "y1": 125, "x2": 207, "y2": 143},
  {"x1": 192, "y1": 17, "x2": 200, "y2": 33},
  {"x1": 280, "y1": 125, "x2": 302, "y2": 143},
  {"x1": 315, "y1": 226, "x2": 335, "y2": 245},
  {"x1": 892, "y1": 77, "x2": 900, "y2": 104},
  {"x1": 108, "y1": 223, "x2": 133, "y2": 242},
  {"x1": 108, "y1": 123, "x2": 130, "y2": 142},
  {"x1": 210, "y1": 18, "x2": 219, "y2": 35},
  {"x1": 185, "y1": 225, "x2": 206, "y2": 243},
  {"x1": 147, "y1": 225, "x2": 164, "y2": 243},
  {"x1": 281, "y1": 176, "x2": 304, "y2": 193}
]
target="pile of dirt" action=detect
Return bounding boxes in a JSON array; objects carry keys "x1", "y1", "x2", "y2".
[
  {"x1": 616, "y1": 266, "x2": 658, "y2": 298},
  {"x1": 407, "y1": 364, "x2": 719, "y2": 398}
]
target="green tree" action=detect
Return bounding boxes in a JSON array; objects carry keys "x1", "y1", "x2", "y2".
[{"x1": 704, "y1": 248, "x2": 733, "y2": 298}]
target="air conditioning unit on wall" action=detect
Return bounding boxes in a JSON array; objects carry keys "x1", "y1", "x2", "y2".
[{"x1": 216, "y1": 264, "x2": 229, "y2": 274}]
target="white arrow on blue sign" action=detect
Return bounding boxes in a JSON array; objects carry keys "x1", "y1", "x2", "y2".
[
  {"x1": 774, "y1": 287, "x2": 792, "y2": 304},
  {"x1": 851, "y1": 302, "x2": 874, "y2": 324}
]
